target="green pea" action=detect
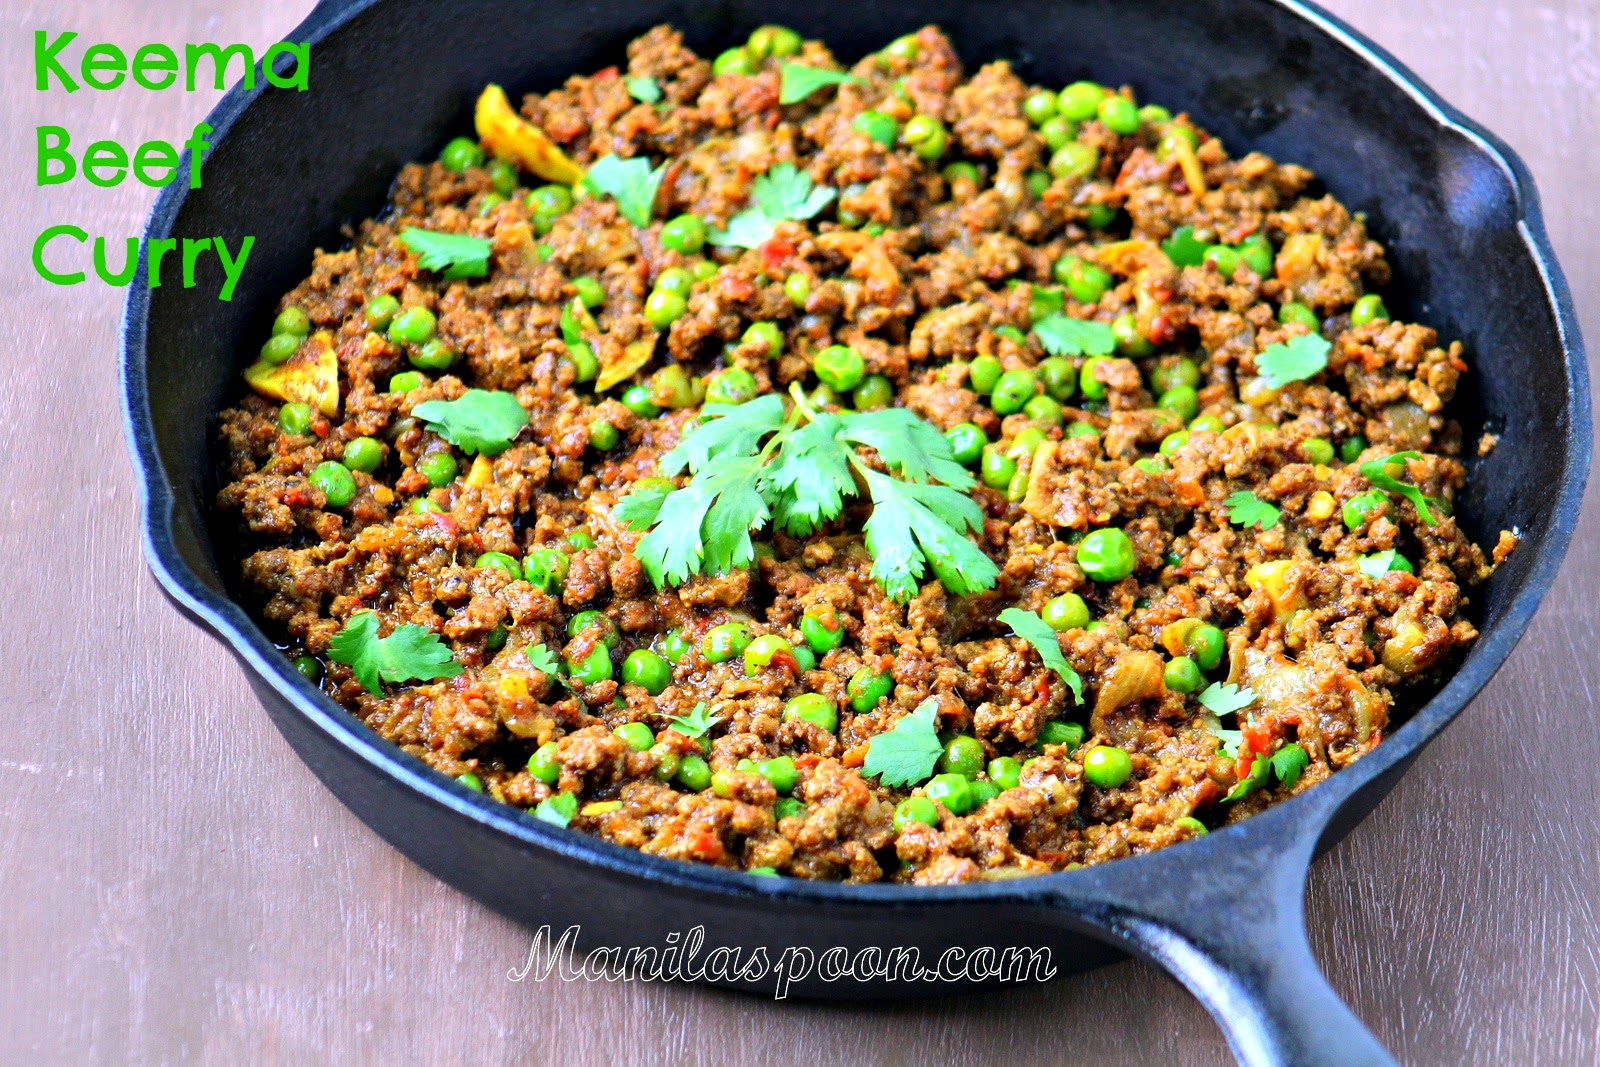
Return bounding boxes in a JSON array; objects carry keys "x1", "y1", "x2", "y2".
[
  {"x1": 526, "y1": 548, "x2": 569, "y2": 593},
  {"x1": 1340, "y1": 435, "x2": 1368, "y2": 464},
  {"x1": 1042, "y1": 593, "x2": 1090, "y2": 632},
  {"x1": 1279, "y1": 302, "x2": 1319, "y2": 330},
  {"x1": 1113, "y1": 313, "x2": 1153, "y2": 356},
  {"x1": 785, "y1": 693, "x2": 838, "y2": 732},
  {"x1": 1067, "y1": 421, "x2": 1100, "y2": 440},
  {"x1": 1079, "y1": 355, "x2": 1111, "y2": 400},
  {"x1": 566, "y1": 529, "x2": 596, "y2": 550},
  {"x1": 1018, "y1": 394, "x2": 1060, "y2": 428},
  {"x1": 746, "y1": 23, "x2": 803, "y2": 59},
  {"x1": 756, "y1": 756, "x2": 798, "y2": 794},
  {"x1": 388, "y1": 370, "x2": 424, "y2": 393},
  {"x1": 1078, "y1": 528, "x2": 1136, "y2": 581},
  {"x1": 622, "y1": 384, "x2": 661, "y2": 418},
  {"x1": 852, "y1": 374, "x2": 893, "y2": 410},
  {"x1": 1024, "y1": 90, "x2": 1059, "y2": 125},
  {"x1": 1031, "y1": 359, "x2": 1073, "y2": 404},
  {"x1": 1361, "y1": 552, "x2": 1413, "y2": 576},
  {"x1": 893, "y1": 796, "x2": 940, "y2": 831},
  {"x1": 706, "y1": 367, "x2": 758, "y2": 405},
  {"x1": 942, "y1": 161, "x2": 981, "y2": 186},
  {"x1": 675, "y1": 754, "x2": 712, "y2": 791},
  {"x1": 278, "y1": 402, "x2": 313, "y2": 436},
  {"x1": 1133, "y1": 457, "x2": 1169, "y2": 475},
  {"x1": 1038, "y1": 720, "x2": 1084, "y2": 750},
  {"x1": 702, "y1": 622, "x2": 752, "y2": 664},
  {"x1": 1058, "y1": 258, "x2": 1111, "y2": 304},
  {"x1": 1350, "y1": 293, "x2": 1389, "y2": 326},
  {"x1": 309, "y1": 461, "x2": 356, "y2": 508},
  {"x1": 1189, "y1": 411, "x2": 1226, "y2": 432},
  {"x1": 409, "y1": 498, "x2": 442, "y2": 514},
  {"x1": 1164, "y1": 656, "x2": 1203, "y2": 694},
  {"x1": 567, "y1": 644, "x2": 613, "y2": 685},
  {"x1": 741, "y1": 321, "x2": 783, "y2": 360},
  {"x1": 410, "y1": 338, "x2": 455, "y2": 371},
  {"x1": 660, "y1": 214, "x2": 708, "y2": 254},
  {"x1": 1049, "y1": 142, "x2": 1100, "y2": 180},
  {"x1": 901, "y1": 115, "x2": 948, "y2": 159},
  {"x1": 1185, "y1": 623, "x2": 1226, "y2": 671},
  {"x1": 293, "y1": 654, "x2": 322, "y2": 683},
  {"x1": 993, "y1": 325, "x2": 1028, "y2": 346},
  {"x1": 418, "y1": 451, "x2": 457, "y2": 488},
  {"x1": 691, "y1": 260, "x2": 719, "y2": 283},
  {"x1": 588, "y1": 419, "x2": 619, "y2": 451},
  {"x1": 988, "y1": 757, "x2": 1023, "y2": 791},
  {"x1": 1343, "y1": 489, "x2": 1389, "y2": 530},
  {"x1": 644, "y1": 289, "x2": 688, "y2": 328},
  {"x1": 1026, "y1": 170, "x2": 1052, "y2": 197},
  {"x1": 1084, "y1": 202, "x2": 1118, "y2": 230},
  {"x1": 1204, "y1": 245, "x2": 1241, "y2": 278},
  {"x1": 814, "y1": 345, "x2": 865, "y2": 391},
  {"x1": 527, "y1": 742, "x2": 561, "y2": 784},
  {"x1": 1039, "y1": 115, "x2": 1077, "y2": 151},
  {"x1": 991, "y1": 369, "x2": 1038, "y2": 415},
  {"x1": 477, "y1": 193, "x2": 507, "y2": 217},
  {"x1": 1083, "y1": 745, "x2": 1133, "y2": 787},
  {"x1": 1097, "y1": 94, "x2": 1140, "y2": 135},
  {"x1": 713, "y1": 47, "x2": 755, "y2": 76},
  {"x1": 1176, "y1": 815, "x2": 1209, "y2": 836},
  {"x1": 614, "y1": 721, "x2": 656, "y2": 751},
  {"x1": 968, "y1": 354, "x2": 1003, "y2": 395},
  {"x1": 980, "y1": 447, "x2": 1018, "y2": 490},
  {"x1": 566, "y1": 614, "x2": 617, "y2": 652},
  {"x1": 1302, "y1": 437, "x2": 1334, "y2": 465},
  {"x1": 800, "y1": 606, "x2": 846, "y2": 653},
  {"x1": 388, "y1": 306, "x2": 437, "y2": 346},
  {"x1": 1157, "y1": 385, "x2": 1200, "y2": 422},
  {"x1": 774, "y1": 797, "x2": 807, "y2": 821},
  {"x1": 924, "y1": 773, "x2": 975, "y2": 814},
  {"x1": 568, "y1": 276, "x2": 604, "y2": 311},
  {"x1": 660, "y1": 628, "x2": 693, "y2": 664},
  {"x1": 743, "y1": 634, "x2": 794, "y2": 675},
  {"x1": 1155, "y1": 124, "x2": 1200, "y2": 161},
  {"x1": 1138, "y1": 104, "x2": 1172, "y2": 125},
  {"x1": 1151, "y1": 357, "x2": 1200, "y2": 394},
  {"x1": 846, "y1": 667, "x2": 894, "y2": 712},
  {"x1": 272, "y1": 306, "x2": 310, "y2": 337},
  {"x1": 1238, "y1": 234, "x2": 1274, "y2": 276},
  {"x1": 260, "y1": 333, "x2": 300, "y2": 365},
  {"x1": 475, "y1": 551, "x2": 522, "y2": 580},
  {"x1": 485, "y1": 157, "x2": 517, "y2": 195},
  {"x1": 366, "y1": 293, "x2": 401, "y2": 330},
  {"x1": 621, "y1": 649, "x2": 672, "y2": 695},
  {"x1": 439, "y1": 136, "x2": 483, "y2": 172},
  {"x1": 527, "y1": 184, "x2": 573, "y2": 233},
  {"x1": 853, "y1": 110, "x2": 899, "y2": 147},
  {"x1": 1162, "y1": 225, "x2": 1212, "y2": 268},
  {"x1": 784, "y1": 272, "x2": 811, "y2": 308},
  {"x1": 650, "y1": 267, "x2": 691, "y2": 296},
  {"x1": 939, "y1": 736, "x2": 986, "y2": 778},
  {"x1": 946, "y1": 422, "x2": 988, "y2": 466},
  {"x1": 1057, "y1": 81, "x2": 1106, "y2": 122}
]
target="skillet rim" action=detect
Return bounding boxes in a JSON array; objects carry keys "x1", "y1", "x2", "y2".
[{"x1": 121, "y1": 0, "x2": 1591, "y2": 909}]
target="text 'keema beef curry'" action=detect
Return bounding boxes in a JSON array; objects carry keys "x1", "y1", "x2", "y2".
[{"x1": 216, "y1": 24, "x2": 1511, "y2": 882}]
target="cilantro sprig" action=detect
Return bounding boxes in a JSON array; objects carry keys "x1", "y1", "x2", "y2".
[
  {"x1": 1254, "y1": 332, "x2": 1330, "y2": 389},
  {"x1": 1359, "y1": 451, "x2": 1441, "y2": 526},
  {"x1": 412, "y1": 390, "x2": 529, "y2": 455},
  {"x1": 525, "y1": 642, "x2": 561, "y2": 676},
  {"x1": 617, "y1": 389, "x2": 999, "y2": 603},
  {"x1": 399, "y1": 228, "x2": 493, "y2": 280},
  {"x1": 997, "y1": 608, "x2": 1085, "y2": 703},
  {"x1": 778, "y1": 63, "x2": 862, "y2": 105},
  {"x1": 861, "y1": 698, "x2": 943, "y2": 787},
  {"x1": 1033, "y1": 315, "x2": 1116, "y2": 358},
  {"x1": 665, "y1": 702, "x2": 723, "y2": 739},
  {"x1": 1197, "y1": 682, "x2": 1255, "y2": 716},
  {"x1": 713, "y1": 164, "x2": 835, "y2": 249},
  {"x1": 1224, "y1": 490, "x2": 1281, "y2": 531},
  {"x1": 585, "y1": 154, "x2": 666, "y2": 228},
  {"x1": 1359, "y1": 549, "x2": 1406, "y2": 578},
  {"x1": 626, "y1": 76, "x2": 662, "y2": 104},
  {"x1": 327, "y1": 611, "x2": 462, "y2": 695}
]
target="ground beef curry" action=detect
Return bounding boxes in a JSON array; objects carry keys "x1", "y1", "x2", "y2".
[{"x1": 215, "y1": 24, "x2": 1508, "y2": 883}]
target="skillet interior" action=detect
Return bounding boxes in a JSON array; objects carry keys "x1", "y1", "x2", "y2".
[{"x1": 125, "y1": 0, "x2": 1587, "y2": 1010}]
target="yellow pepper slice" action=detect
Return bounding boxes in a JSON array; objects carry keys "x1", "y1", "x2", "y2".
[
  {"x1": 475, "y1": 84, "x2": 584, "y2": 186},
  {"x1": 243, "y1": 330, "x2": 338, "y2": 415}
]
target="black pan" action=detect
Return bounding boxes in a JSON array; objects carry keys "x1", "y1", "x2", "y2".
[{"x1": 121, "y1": 1, "x2": 1590, "y2": 1062}]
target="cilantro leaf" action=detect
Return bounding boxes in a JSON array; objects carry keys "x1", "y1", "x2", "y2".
[
  {"x1": 997, "y1": 608, "x2": 1085, "y2": 703},
  {"x1": 711, "y1": 164, "x2": 835, "y2": 249},
  {"x1": 1224, "y1": 490, "x2": 1282, "y2": 530},
  {"x1": 398, "y1": 227, "x2": 493, "y2": 280},
  {"x1": 839, "y1": 408, "x2": 974, "y2": 491},
  {"x1": 584, "y1": 154, "x2": 666, "y2": 228},
  {"x1": 1359, "y1": 549, "x2": 1405, "y2": 578},
  {"x1": 327, "y1": 611, "x2": 462, "y2": 696},
  {"x1": 1033, "y1": 315, "x2": 1117, "y2": 358},
  {"x1": 1224, "y1": 754, "x2": 1269, "y2": 802},
  {"x1": 626, "y1": 76, "x2": 662, "y2": 104},
  {"x1": 525, "y1": 643, "x2": 561, "y2": 675},
  {"x1": 631, "y1": 457, "x2": 769, "y2": 585},
  {"x1": 1270, "y1": 743, "x2": 1310, "y2": 789},
  {"x1": 778, "y1": 63, "x2": 861, "y2": 105},
  {"x1": 614, "y1": 482, "x2": 671, "y2": 530},
  {"x1": 412, "y1": 389, "x2": 529, "y2": 455},
  {"x1": 1212, "y1": 727, "x2": 1244, "y2": 759},
  {"x1": 861, "y1": 697, "x2": 943, "y2": 787},
  {"x1": 1197, "y1": 682, "x2": 1255, "y2": 716},
  {"x1": 859, "y1": 468, "x2": 999, "y2": 602},
  {"x1": 665, "y1": 701, "x2": 722, "y2": 739},
  {"x1": 765, "y1": 414, "x2": 856, "y2": 535},
  {"x1": 533, "y1": 792, "x2": 578, "y2": 827},
  {"x1": 659, "y1": 395, "x2": 788, "y2": 476},
  {"x1": 1359, "y1": 451, "x2": 1441, "y2": 526},
  {"x1": 1255, "y1": 332, "x2": 1330, "y2": 389}
]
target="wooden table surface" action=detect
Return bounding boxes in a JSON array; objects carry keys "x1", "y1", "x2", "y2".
[{"x1": 2, "y1": 1, "x2": 1596, "y2": 1062}]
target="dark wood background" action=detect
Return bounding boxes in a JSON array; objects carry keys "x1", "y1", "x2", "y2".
[{"x1": 2, "y1": 1, "x2": 1595, "y2": 1062}]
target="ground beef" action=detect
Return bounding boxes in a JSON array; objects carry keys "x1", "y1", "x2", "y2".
[{"x1": 215, "y1": 24, "x2": 1502, "y2": 884}]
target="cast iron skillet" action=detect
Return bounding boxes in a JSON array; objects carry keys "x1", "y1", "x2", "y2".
[{"x1": 122, "y1": 0, "x2": 1588, "y2": 1062}]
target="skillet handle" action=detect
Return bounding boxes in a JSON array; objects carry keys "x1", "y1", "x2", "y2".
[{"x1": 1063, "y1": 808, "x2": 1395, "y2": 1067}]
